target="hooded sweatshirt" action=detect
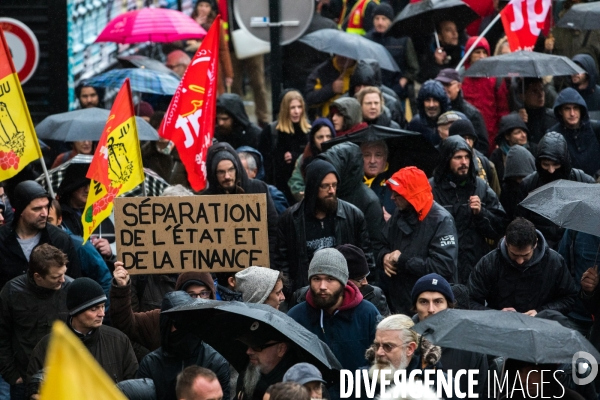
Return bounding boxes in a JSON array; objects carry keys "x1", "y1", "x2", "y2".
[
  {"x1": 550, "y1": 87, "x2": 600, "y2": 177},
  {"x1": 572, "y1": 53, "x2": 600, "y2": 112},
  {"x1": 407, "y1": 80, "x2": 450, "y2": 146},
  {"x1": 215, "y1": 94, "x2": 261, "y2": 149},
  {"x1": 330, "y1": 97, "x2": 367, "y2": 136}
]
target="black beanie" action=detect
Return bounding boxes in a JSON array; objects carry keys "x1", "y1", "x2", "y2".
[
  {"x1": 67, "y1": 277, "x2": 107, "y2": 316},
  {"x1": 336, "y1": 244, "x2": 369, "y2": 280},
  {"x1": 448, "y1": 119, "x2": 477, "y2": 144},
  {"x1": 12, "y1": 181, "x2": 51, "y2": 221},
  {"x1": 372, "y1": 3, "x2": 394, "y2": 21}
]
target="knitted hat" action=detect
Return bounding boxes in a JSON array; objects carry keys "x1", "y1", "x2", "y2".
[
  {"x1": 284, "y1": 363, "x2": 326, "y2": 386},
  {"x1": 448, "y1": 119, "x2": 477, "y2": 142},
  {"x1": 12, "y1": 181, "x2": 52, "y2": 221},
  {"x1": 135, "y1": 101, "x2": 154, "y2": 118},
  {"x1": 308, "y1": 248, "x2": 348, "y2": 286},
  {"x1": 235, "y1": 266, "x2": 280, "y2": 304},
  {"x1": 372, "y1": 3, "x2": 394, "y2": 21},
  {"x1": 411, "y1": 273, "x2": 454, "y2": 306},
  {"x1": 336, "y1": 244, "x2": 369, "y2": 280},
  {"x1": 67, "y1": 277, "x2": 107, "y2": 316}
]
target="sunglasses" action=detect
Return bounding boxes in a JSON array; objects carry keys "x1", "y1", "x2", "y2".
[{"x1": 249, "y1": 341, "x2": 282, "y2": 352}]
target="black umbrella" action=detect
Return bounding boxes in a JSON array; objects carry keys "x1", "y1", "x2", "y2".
[
  {"x1": 413, "y1": 309, "x2": 600, "y2": 364},
  {"x1": 462, "y1": 51, "x2": 586, "y2": 78},
  {"x1": 556, "y1": 3, "x2": 600, "y2": 31},
  {"x1": 164, "y1": 301, "x2": 342, "y2": 382},
  {"x1": 299, "y1": 29, "x2": 399, "y2": 72},
  {"x1": 388, "y1": 0, "x2": 479, "y2": 38},
  {"x1": 321, "y1": 125, "x2": 440, "y2": 177},
  {"x1": 518, "y1": 180, "x2": 600, "y2": 237}
]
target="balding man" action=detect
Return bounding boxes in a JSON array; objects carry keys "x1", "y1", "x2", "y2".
[
  {"x1": 166, "y1": 50, "x2": 191, "y2": 78},
  {"x1": 176, "y1": 366, "x2": 223, "y2": 400}
]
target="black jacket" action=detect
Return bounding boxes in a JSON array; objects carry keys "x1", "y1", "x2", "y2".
[
  {"x1": 136, "y1": 292, "x2": 230, "y2": 400},
  {"x1": 450, "y1": 92, "x2": 490, "y2": 155},
  {"x1": 407, "y1": 80, "x2": 450, "y2": 146},
  {"x1": 524, "y1": 106, "x2": 557, "y2": 144},
  {"x1": 430, "y1": 136, "x2": 507, "y2": 284},
  {"x1": 518, "y1": 132, "x2": 595, "y2": 249},
  {"x1": 468, "y1": 231, "x2": 578, "y2": 314},
  {"x1": 60, "y1": 201, "x2": 115, "y2": 242},
  {"x1": 550, "y1": 86, "x2": 600, "y2": 177},
  {"x1": 318, "y1": 142, "x2": 385, "y2": 261},
  {"x1": 215, "y1": 94, "x2": 261, "y2": 149},
  {"x1": 378, "y1": 202, "x2": 458, "y2": 315},
  {"x1": 0, "y1": 274, "x2": 73, "y2": 384},
  {"x1": 0, "y1": 223, "x2": 81, "y2": 290},
  {"x1": 274, "y1": 159, "x2": 373, "y2": 293},
  {"x1": 572, "y1": 54, "x2": 600, "y2": 113},
  {"x1": 203, "y1": 142, "x2": 279, "y2": 263}
]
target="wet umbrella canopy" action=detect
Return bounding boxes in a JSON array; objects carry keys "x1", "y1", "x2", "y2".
[
  {"x1": 413, "y1": 309, "x2": 600, "y2": 364},
  {"x1": 556, "y1": 2, "x2": 600, "y2": 31},
  {"x1": 164, "y1": 300, "x2": 342, "y2": 383}
]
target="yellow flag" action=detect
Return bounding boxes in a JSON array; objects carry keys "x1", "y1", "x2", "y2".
[
  {"x1": 81, "y1": 78, "x2": 145, "y2": 242},
  {"x1": 0, "y1": 27, "x2": 43, "y2": 181},
  {"x1": 39, "y1": 321, "x2": 127, "y2": 400}
]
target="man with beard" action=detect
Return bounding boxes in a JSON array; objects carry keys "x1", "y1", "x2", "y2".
[
  {"x1": 236, "y1": 322, "x2": 296, "y2": 400},
  {"x1": 274, "y1": 159, "x2": 373, "y2": 295},
  {"x1": 430, "y1": 135, "x2": 506, "y2": 284},
  {"x1": 288, "y1": 248, "x2": 379, "y2": 373},
  {"x1": 517, "y1": 132, "x2": 595, "y2": 249},
  {"x1": 214, "y1": 94, "x2": 261, "y2": 149},
  {"x1": 407, "y1": 80, "x2": 450, "y2": 146}
]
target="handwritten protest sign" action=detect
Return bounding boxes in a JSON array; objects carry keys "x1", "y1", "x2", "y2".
[{"x1": 114, "y1": 194, "x2": 269, "y2": 274}]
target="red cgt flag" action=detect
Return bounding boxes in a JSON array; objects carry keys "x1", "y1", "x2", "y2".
[
  {"x1": 159, "y1": 16, "x2": 220, "y2": 191},
  {"x1": 500, "y1": 0, "x2": 551, "y2": 52}
]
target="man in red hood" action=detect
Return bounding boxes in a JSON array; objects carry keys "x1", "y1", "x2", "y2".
[{"x1": 379, "y1": 166, "x2": 458, "y2": 315}]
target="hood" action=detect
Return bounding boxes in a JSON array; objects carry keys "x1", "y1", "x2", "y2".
[
  {"x1": 350, "y1": 61, "x2": 377, "y2": 94},
  {"x1": 303, "y1": 158, "x2": 340, "y2": 216},
  {"x1": 500, "y1": 230, "x2": 547, "y2": 269},
  {"x1": 364, "y1": 59, "x2": 383, "y2": 86},
  {"x1": 496, "y1": 113, "x2": 530, "y2": 145},
  {"x1": 317, "y1": 142, "x2": 364, "y2": 196},
  {"x1": 553, "y1": 87, "x2": 589, "y2": 122},
  {"x1": 572, "y1": 53, "x2": 598, "y2": 96},
  {"x1": 464, "y1": 36, "x2": 490, "y2": 69},
  {"x1": 159, "y1": 291, "x2": 197, "y2": 351},
  {"x1": 417, "y1": 80, "x2": 450, "y2": 123},
  {"x1": 434, "y1": 135, "x2": 477, "y2": 183},
  {"x1": 205, "y1": 142, "x2": 249, "y2": 193},
  {"x1": 306, "y1": 118, "x2": 336, "y2": 159},
  {"x1": 503, "y1": 145, "x2": 536, "y2": 180},
  {"x1": 387, "y1": 166, "x2": 434, "y2": 221},
  {"x1": 236, "y1": 145, "x2": 266, "y2": 181},
  {"x1": 57, "y1": 163, "x2": 90, "y2": 200},
  {"x1": 305, "y1": 280, "x2": 363, "y2": 312},
  {"x1": 216, "y1": 93, "x2": 251, "y2": 128},
  {"x1": 535, "y1": 132, "x2": 572, "y2": 178},
  {"x1": 175, "y1": 271, "x2": 216, "y2": 299},
  {"x1": 12, "y1": 180, "x2": 52, "y2": 224},
  {"x1": 330, "y1": 97, "x2": 363, "y2": 131}
]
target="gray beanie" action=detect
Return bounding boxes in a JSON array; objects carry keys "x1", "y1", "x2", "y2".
[
  {"x1": 308, "y1": 248, "x2": 348, "y2": 286},
  {"x1": 235, "y1": 266, "x2": 280, "y2": 304}
]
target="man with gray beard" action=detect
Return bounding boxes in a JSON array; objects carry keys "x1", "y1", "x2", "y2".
[{"x1": 235, "y1": 322, "x2": 296, "y2": 400}]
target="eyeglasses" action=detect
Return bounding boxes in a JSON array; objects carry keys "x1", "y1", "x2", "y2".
[
  {"x1": 249, "y1": 341, "x2": 282, "y2": 352},
  {"x1": 188, "y1": 291, "x2": 212, "y2": 299},
  {"x1": 216, "y1": 167, "x2": 236, "y2": 177},
  {"x1": 319, "y1": 183, "x2": 337, "y2": 191},
  {"x1": 371, "y1": 342, "x2": 401, "y2": 353}
]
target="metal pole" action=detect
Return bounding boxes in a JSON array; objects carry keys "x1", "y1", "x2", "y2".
[
  {"x1": 39, "y1": 157, "x2": 55, "y2": 199},
  {"x1": 269, "y1": 0, "x2": 282, "y2": 120},
  {"x1": 455, "y1": 12, "x2": 503, "y2": 71}
]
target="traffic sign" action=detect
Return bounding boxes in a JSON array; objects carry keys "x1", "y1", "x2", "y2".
[{"x1": 0, "y1": 18, "x2": 40, "y2": 84}]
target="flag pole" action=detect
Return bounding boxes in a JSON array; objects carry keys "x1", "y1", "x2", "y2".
[
  {"x1": 455, "y1": 12, "x2": 503, "y2": 71},
  {"x1": 39, "y1": 157, "x2": 56, "y2": 199}
]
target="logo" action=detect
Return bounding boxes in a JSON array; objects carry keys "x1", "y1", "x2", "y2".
[
  {"x1": 250, "y1": 321, "x2": 259, "y2": 331},
  {"x1": 572, "y1": 351, "x2": 598, "y2": 385},
  {"x1": 440, "y1": 235, "x2": 455, "y2": 247},
  {"x1": 432, "y1": 279, "x2": 438, "y2": 285}
]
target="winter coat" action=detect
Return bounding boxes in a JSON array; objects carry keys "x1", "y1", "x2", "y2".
[
  {"x1": 378, "y1": 201, "x2": 458, "y2": 315},
  {"x1": 289, "y1": 283, "x2": 390, "y2": 317},
  {"x1": 0, "y1": 274, "x2": 73, "y2": 384},
  {"x1": 203, "y1": 142, "x2": 279, "y2": 263},
  {"x1": 430, "y1": 136, "x2": 507, "y2": 284},
  {"x1": 416, "y1": 34, "x2": 466, "y2": 83},
  {"x1": 523, "y1": 106, "x2": 557, "y2": 145},
  {"x1": 318, "y1": 142, "x2": 385, "y2": 258},
  {"x1": 499, "y1": 145, "x2": 536, "y2": 221},
  {"x1": 407, "y1": 80, "x2": 450, "y2": 146},
  {"x1": 550, "y1": 87, "x2": 600, "y2": 177},
  {"x1": 490, "y1": 113, "x2": 536, "y2": 182},
  {"x1": 130, "y1": 274, "x2": 178, "y2": 312},
  {"x1": 550, "y1": 27, "x2": 600, "y2": 72},
  {"x1": 60, "y1": 201, "x2": 115, "y2": 241},
  {"x1": 364, "y1": 167, "x2": 396, "y2": 216},
  {"x1": 274, "y1": 159, "x2": 373, "y2": 293},
  {"x1": 27, "y1": 323, "x2": 138, "y2": 393},
  {"x1": 468, "y1": 231, "x2": 578, "y2": 314},
  {"x1": 461, "y1": 37, "x2": 510, "y2": 147},
  {"x1": 136, "y1": 292, "x2": 230, "y2": 400},
  {"x1": 306, "y1": 58, "x2": 356, "y2": 118},
  {"x1": 449, "y1": 91, "x2": 490, "y2": 155},
  {"x1": 364, "y1": 106, "x2": 400, "y2": 129},
  {"x1": 518, "y1": 132, "x2": 595, "y2": 249},
  {"x1": 571, "y1": 54, "x2": 600, "y2": 112},
  {"x1": 330, "y1": 97, "x2": 365, "y2": 136},
  {"x1": 215, "y1": 94, "x2": 261, "y2": 149},
  {"x1": 288, "y1": 281, "x2": 379, "y2": 370},
  {"x1": 0, "y1": 223, "x2": 81, "y2": 290},
  {"x1": 117, "y1": 378, "x2": 157, "y2": 400}
]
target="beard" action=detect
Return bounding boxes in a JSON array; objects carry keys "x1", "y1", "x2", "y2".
[
  {"x1": 316, "y1": 195, "x2": 338, "y2": 215},
  {"x1": 243, "y1": 363, "x2": 262, "y2": 398},
  {"x1": 310, "y1": 284, "x2": 344, "y2": 310},
  {"x1": 368, "y1": 353, "x2": 410, "y2": 379}
]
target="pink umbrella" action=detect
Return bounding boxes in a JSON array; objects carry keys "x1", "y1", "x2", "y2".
[{"x1": 95, "y1": 8, "x2": 207, "y2": 44}]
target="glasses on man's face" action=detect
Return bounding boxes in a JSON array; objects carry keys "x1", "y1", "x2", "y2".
[
  {"x1": 249, "y1": 341, "x2": 282, "y2": 352},
  {"x1": 216, "y1": 167, "x2": 236, "y2": 177},
  {"x1": 187, "y1": 291, "x2": 211, "y2": 299},
  {"x1": 319, "y1": 182, "x2": 338, "y2": 191},
  {"x1": 371, "y1": 342, "x2": 401, "y2": 353}
]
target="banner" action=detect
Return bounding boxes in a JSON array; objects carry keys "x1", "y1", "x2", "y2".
[
  {"x1": 82, "y1": 78, "x2": 145, "y2": 242},
  {"x1": 114, "y1": 194, "x2": 270, "y2": 274},
  {"x1": 159, "y1": 16, "x2": 220, "y2": 192},
  {"x1": 0, "y1": 27, "x2": 43, "y2": 181},
  {"x1": 500, "y1": 0, "x2": 552, "y2": 51}
]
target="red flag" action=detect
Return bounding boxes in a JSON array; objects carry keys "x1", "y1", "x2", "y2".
[
  {"x1": 500, "y1": 0, "x2": 551, "y2": 51},
  {"x1": 160, "y1": 16, "x2": 220, "y2": 192}
]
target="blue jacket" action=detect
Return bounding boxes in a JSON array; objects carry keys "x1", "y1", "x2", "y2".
[{"x1": 287, "y1": 282, "x2": 380, "y2": 371}]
